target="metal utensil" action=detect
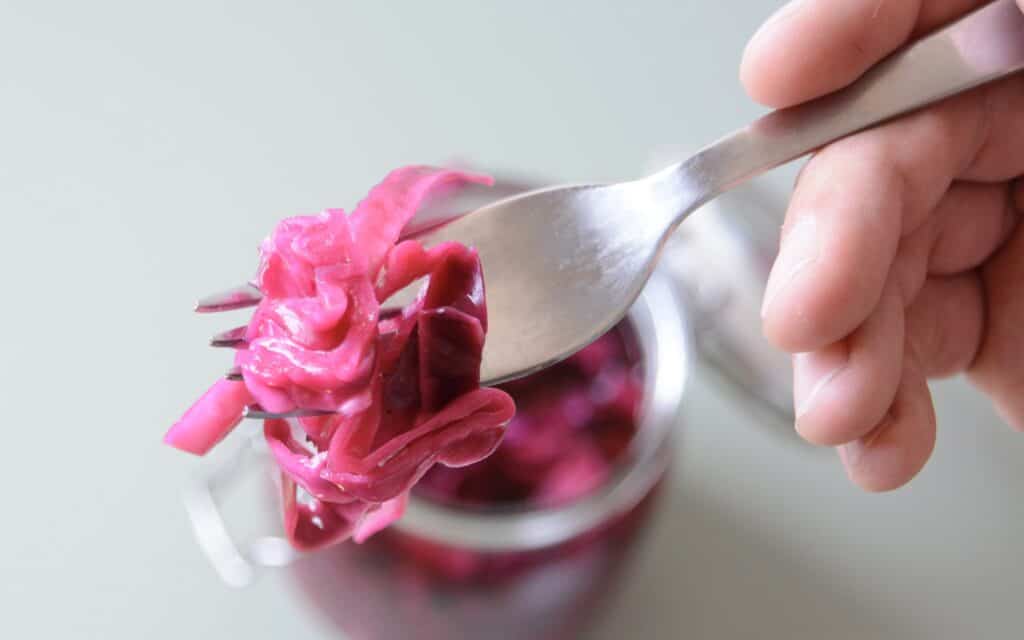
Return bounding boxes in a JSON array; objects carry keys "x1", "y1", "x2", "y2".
[
  {"x1": 201, "y1": 0, "x2": 1024, "y2": 418},
  {"x1": 409, "y1": 0, "x2": 1024, "y2": 386}
]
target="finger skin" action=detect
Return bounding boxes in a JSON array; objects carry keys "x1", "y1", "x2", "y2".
[
  {"x1": 742, "y1": 0, "x2": 987, "y2": 108},
  {"x1": 742, "y1": 0, "x2": 920, "y2": 108},
  {"x1": 764, "y1": 75, "x2": 1024, "y2": 353},
  {"x1": 790, "y1": 180, "x2": 1017, "y2": 444},
  {"x1": 838, "y1": 340, "x2": 936, "y2": 492},
  {"x1": 961, "y1": 77, "x2": 1024, "y2": 181},
  {"x1": 913, "y1": 1, "x2": 991, "y2": 36},
  {"x1": 763, "y1": 90, "x2": 988, "y2": 352},
  {"x1": 970, "y1": 212, "x2": 1024, "y2": 430},
  {"x1": 793, "y1": 281, "x2": 904, "y2": 446},
  {"x1": 929, "y1": 182, "x2": 1017, "y2": 275},
  {"x1": 743, "y1": 0, "x2": 1024, "y2": 490},
  {"x1": 906, "y1": 274, "x2": 986, "y2": 378}
]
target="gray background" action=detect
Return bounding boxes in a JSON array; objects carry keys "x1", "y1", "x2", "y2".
[{"x1": 2, "y1": 1, "x2": 1021, "y2": 638}]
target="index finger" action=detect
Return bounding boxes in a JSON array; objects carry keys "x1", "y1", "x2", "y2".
[{"x1": 741, "y1": 0, "x2": 986, "y2": 108}]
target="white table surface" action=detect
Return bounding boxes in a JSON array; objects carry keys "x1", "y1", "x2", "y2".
[{"x1": 2, "y1": 1, "x2": 1021, "y2": 638}]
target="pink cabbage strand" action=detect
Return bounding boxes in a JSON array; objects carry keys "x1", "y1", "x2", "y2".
[{"x1": 165, "y1": 166, "x2": 514, "y2": 549}]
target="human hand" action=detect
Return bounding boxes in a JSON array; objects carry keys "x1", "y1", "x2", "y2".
[{"x1": 743, "y1": 0, "x2": 1024, "y2": 490}]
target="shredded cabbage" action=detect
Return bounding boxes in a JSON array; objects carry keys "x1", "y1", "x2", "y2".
[{"x1": 165, "y1": 167, "x2": 515, "y2": 549}]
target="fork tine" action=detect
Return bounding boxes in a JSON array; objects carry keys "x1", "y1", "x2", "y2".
[
  {"x1": 195, "y1": 284, "x2": 262, "y2": 313},
  {"x1": 225, "y1": 366, "x2": 244, "y2": 382},
  {"x1": 211, "y1": 326, "x2": 248, "y2": 348},
  {"x1": 243, "y1": 405, "x2": 336, "y2": 420}
]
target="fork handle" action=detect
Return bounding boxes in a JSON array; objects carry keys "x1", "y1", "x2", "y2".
[{"x1": 679, "y1": 0, "x2": 1024, "y2": 204}]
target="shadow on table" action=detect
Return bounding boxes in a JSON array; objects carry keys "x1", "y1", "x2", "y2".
[{"x1": 584, "y1": 485, "x2": 927, "y2": 640}]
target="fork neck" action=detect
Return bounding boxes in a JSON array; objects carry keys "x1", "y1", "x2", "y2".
[{"x1": 641, "y1": 153, "x2": 719, "y2": 234}]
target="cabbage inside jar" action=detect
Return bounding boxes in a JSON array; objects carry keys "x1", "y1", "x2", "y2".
[
  {"x1": 417, "y1": 319, "x2": 643, "y2": 514},
  {"x1": 289, "y1": 270, "x2": 690, "y2": 640}
]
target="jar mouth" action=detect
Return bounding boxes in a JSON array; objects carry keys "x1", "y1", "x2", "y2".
[{"x1": 393, "y1": 271, "x2": 692, "y2": 552}]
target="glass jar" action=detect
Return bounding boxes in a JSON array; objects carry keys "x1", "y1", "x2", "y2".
[{"x1": 182, "y1": 173, "x2": 793, "y2": 639}]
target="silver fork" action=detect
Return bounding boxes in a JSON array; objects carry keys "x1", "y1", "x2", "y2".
[{"x1": 198, "y1": 0, "x2": 1024, "y2": 419}]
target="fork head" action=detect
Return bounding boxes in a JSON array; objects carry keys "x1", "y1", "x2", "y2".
[
  {"x1": 201, "y1": 170, "x2": 698, "y2": 400},
  {"x1": 393, "y1": 176, "x2": 691, "y2": 385}
]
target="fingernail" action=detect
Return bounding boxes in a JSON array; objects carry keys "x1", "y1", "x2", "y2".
[
  {"x1": 793, "y1": 349, "x2": 846, "y2": 421},
  {"x1": 994, "y1": 402, "x2": 1024, "y2": 432},
  {"x1": 751, "y1": 0, "x2": 807, "y2": 42},
  {"x1": 836, "y1": 444, "x2": 850, "y2": 467},
  {"x1": 761, "y1": 216, "x2": 819, "y2": 318}
]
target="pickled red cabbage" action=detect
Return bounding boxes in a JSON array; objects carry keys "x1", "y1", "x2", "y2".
[
  {"x1": 417, "y1": 321, "x2": 642, "y2": 511},
  {"x1": 165, "y1": 167, "x2": 515, "y2": 550}
]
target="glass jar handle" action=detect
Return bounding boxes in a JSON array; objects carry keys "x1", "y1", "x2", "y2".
[{"x1": 182, "y1": 429, "x2": 300, "y2": 587}]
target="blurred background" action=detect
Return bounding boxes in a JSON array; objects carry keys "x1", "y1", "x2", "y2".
[{"x1": 1, "y1": 1, "x2": 1022, "y2": 638}]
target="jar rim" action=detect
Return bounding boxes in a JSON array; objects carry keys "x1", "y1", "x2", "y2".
[{"x1": 393, "y1": 271, "x2": 692, "y2": 551}]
